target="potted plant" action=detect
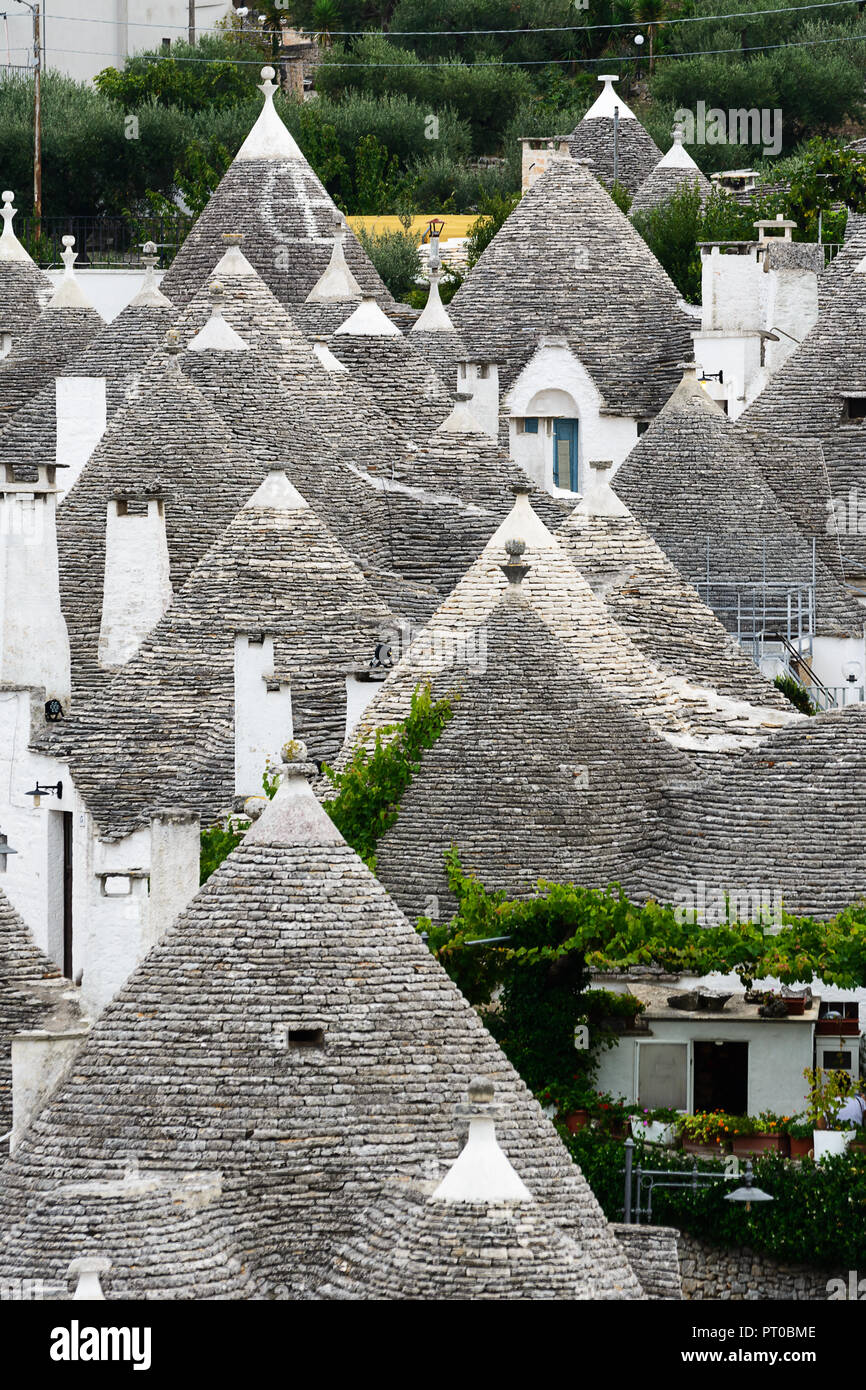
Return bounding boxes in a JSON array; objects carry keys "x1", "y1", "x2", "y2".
[
  {"x1": 537, "y1": 1082, "x2": 592, "y2": 1133},
  {"x1": 804, "y1": 1066, "x2": 857, "y2": 1161},
  {"x1": 782, "y1": 1116, "x2": 813, "y2": 1159},
  {"x1": 580, "y1": 990, "x2": 647, "y2": 1033},
  {"x1": 591, "y1": 1090, "x2": 631, "y2": 1139},
  {"x1": 629, "y1": 1105, "x2": 679, "y2": 1146},
  {"x1": 730, "y1": 1111, "x2": 786, "y2": 1156},
  {"x1": 677, "y1": 1111, "x2": 732, "y2": 1158},
  {"x1": 848, "y1": 1125, "x2": 866, "y2": 1155}
]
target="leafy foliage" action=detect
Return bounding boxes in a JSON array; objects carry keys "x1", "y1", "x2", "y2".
[
  {"x1": 774, "y1": 674, "x2": 816, "y2": 715},
  {"x1": 199, "y1": 762, "x2": 279, "y2": 885},
  {"x1": 568, "y1": 1129, "x2": 866, "y2": 1268},
  {"x1": 94, "y1": 34, "x2": 269, "y2": 113},
  {"x1": 321, "y1": 684, "x2": 455, "y2": 869},
  {"x1": 357, "y1": 223, "x2": 422, "y2": 299}
]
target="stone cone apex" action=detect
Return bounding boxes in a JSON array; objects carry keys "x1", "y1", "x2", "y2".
[
  {"x1": 584, "y1": 74, "x2": 636, "y2": 122},
  {"x1": 659, "y1": 125, "x2": 700, "y2": 171},
  {"x1": 130, "y1": 241, "x2": 173, "y2": 309},
  {"x1": 244, "y1": 467, "x2": 309, "y2": 512},
  {"x1": 335, "y1": 295, "x2": 401, "y2": 337},
  {"x1": 412, "y1": 265, "x2": 455, "y2": 333},
  {"x1": 68, "y1": 1256, "x2": 111, "y2": 1300},
  {"x1": 435, "y1": 393, "x2": 486, "y2": 435},
  {"x1": 48, "y1": 237, "x2": 97, "y2": 312},
  {"x1": 577, "y1": 460, "x2": 631, "y2": 518},
  {"x1": 245, "y1": 743, "x2": 345, "y2": 849},
  {"x1": 213, "y1": 232, "x2": 258, "y2": 280},
  {"x1": 0, "y1": 190, "x2": 34, "y2": 264},
  {"x1": 235, "y1": 66, "x2": 305, "y2": 162},
  {"x1": 432, "y1": 1077, "x2": 533, "y2": 1204},
  {"x1": 499, "y1": 535, "x2": 532, "y2": 588},
  {"x1": 187, "y1": 280, "x2": 250, "y2": 352},
  {"x1": 305, "y1": 216, "x2": 363, "y2": 303},
  {"x1": 486, "y1": 481, "x2": 557, "y2": 553}
]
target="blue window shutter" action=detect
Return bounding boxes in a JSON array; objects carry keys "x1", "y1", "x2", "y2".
[{"x1": 524, "y1": 417, "x2": 538, "y2": 434}]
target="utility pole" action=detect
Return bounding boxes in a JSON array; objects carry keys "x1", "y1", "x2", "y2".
[
  {"x1": 17, "y1": 2, "x2": 41, "y2": 231},
  {"x1": 188, "y1": 0, "x2": 195, "y2": 46}
]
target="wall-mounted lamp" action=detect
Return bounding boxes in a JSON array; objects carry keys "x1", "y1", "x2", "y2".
[
  {"x1": 44, "y1": 698, "x2": 64, "y2": 722},
  {"x1": 699, "y1": 369, "x2": 724, "y2": 384},
  {"x1": 26, "y1": 781, "x2": 63, "y2": 808}
]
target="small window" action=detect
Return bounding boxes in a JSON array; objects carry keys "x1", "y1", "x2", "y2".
[
  {"x1": 843, "y1": 397, "x2": 866, "y2": 421},
  {"x1": 719, "y1": 400, "x2": 729, "y2": 415},
  {"x1": 288, "y1": 1028, "x2": 325, "y2": 1049},
  {"x1": 822, "y1": 1050, "x2": 853, "y2": 1071},
  {"x1": 637, "y1": 421, "x2": 650, "y2": 436},
  {"x1": 477, "y1": 364, "x2": 490, "y2": 379},
  {"x1": 518, "y1": 417, "x2": 539, "y2": 434}
]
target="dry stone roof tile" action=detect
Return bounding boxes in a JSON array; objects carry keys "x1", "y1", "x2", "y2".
[
  {"x1": 448, "y1": 155, "x2": 693, "y2": 417},
  {"x1": 0, "y1": 769, "x2": 643, "y2": 1299}
]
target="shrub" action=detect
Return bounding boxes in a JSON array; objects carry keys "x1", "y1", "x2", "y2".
[
  {"x1": 356, "y1": 224, "x2": 422, "y2": 299},
  {"x1": 774, "y1": 674, "x2": 816, "y2": 715}
]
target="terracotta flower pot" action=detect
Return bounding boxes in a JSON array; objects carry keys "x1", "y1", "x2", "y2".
[
  {"x1": 788, "y1": 1135, "x2": 813, "y2": 1159},
  {"x1": 784, "y1": 998, "x2": 806, "y2": 1016},
  {"x1": 564, "y1": 1109, "x2": 589, "y2": 1134},
  {"x1": 732, "y1": 1133, "x2": 784, "y2": 1156}
]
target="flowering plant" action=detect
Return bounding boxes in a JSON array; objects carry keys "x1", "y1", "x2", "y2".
[{"x1": 677, "y1": 1111, "x2": 735, "y2": 1146}]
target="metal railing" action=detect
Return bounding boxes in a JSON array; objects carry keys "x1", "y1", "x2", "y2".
[{"x1": 14, "y1": 215, "x2": 192, "y2": 269}]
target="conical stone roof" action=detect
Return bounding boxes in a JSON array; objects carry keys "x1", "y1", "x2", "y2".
[
  {"x1": 630, "y1": 130, "x2": 712, "y2": 216},
  {"x1": 371, "y1": 586, "x2": 697, "y2": 920},
  {"x1": 0, "y1": 761, "x2": 642, "y2": 1300},
  {"x1": 566, "y1": 77, "x2": 663, "y2": 194},
  {"x1": 55, "y1": 345, "x2": 261, "y2": 703},
  {"x1": 648, "y1": 705, "x2": 866, "y2": 920},
  {"x1": 158, "y1": 69, "x2": 392, "y2": 310},
  {"x1": 817, "y1": 211, "x2": 866, "y2": 313},
  {"x1": 740, "y1": 254, "x2": 866, "y2": 576},
  {"x1": 50, "y1": 473, "x2": 397, "y2": 839},
  {"x1": 557, "y1": 488, "x2": 790, "y2": 710},
  {"x1": 0, "y1": 887, "x2": 74, "y2": 1135},
  {"x1": 0, "y1": 190, "x2": 54, "y2": 341},
  {"x1": 448, "y1": 153, "x2": 693, "y2": 416},
  {"x1": 613, "y1": 373, "x2": 864, "y2": 635},
  {"x1": 0, "y1": 256, "x2": 103, "y2": 427}
]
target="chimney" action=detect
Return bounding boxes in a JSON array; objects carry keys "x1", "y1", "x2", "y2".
[
  {"x1": 11, "y1": 1017, "x2": 89, "y2": 1154},
  {"x1": 55, "y1": 376, "x2": 107, "y2": 497},
  {"x1": 142, "y1": 811, "x2": 201, "y2": 955},
  {"x1": 0, "y1": 462, "x2": 71, "y2": 707},
  {"x1": 456, "y1": 361, "x2": 500, "y2": 438},
  {"x1": 233, "y1": 633, "x2": 292, "y2": 798},
  {"x1": 97, "y1": 493, "x2": 172, "y2": 669}
]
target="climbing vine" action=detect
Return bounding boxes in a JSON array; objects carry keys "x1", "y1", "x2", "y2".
[{"x1": 321, "y1": 683, "x2": 455, "y2": 870}]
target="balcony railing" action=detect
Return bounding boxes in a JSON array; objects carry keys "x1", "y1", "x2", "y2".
[{"x1": 14, "y1": 214, "x2": 192, "y2": 269}]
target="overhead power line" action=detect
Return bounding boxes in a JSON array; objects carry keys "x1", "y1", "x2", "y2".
[{"x1": 33, "y1": 0, "x2": 866, "y2": 35}]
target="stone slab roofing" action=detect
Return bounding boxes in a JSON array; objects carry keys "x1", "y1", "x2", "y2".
[
  {"x1": 0, "y1": 765, "x2": 642, "y2": 1299},
  {"x1": 647, "y1": 706, "x2": 866, "y2": 920},
  {"x1": 47, "y1": 473, "x2": 396, "y2": 839},
  {"x1": 328, "y1": 308, "x2": 454, "y2": 444},
  {"x1": 448, "y1": 153, "x2": 693, "y2": 417},
  {"x1": 55, "y1": 348, "x2": 263, "y2": 704},
  {"x1": 158, "y1": 71, "x2": 391, "y2": 310},
  {"x1": 0, "y1": 293, "x2": 176, "y2": 482},
  {"x1": 332, "y1": 489, "x2": 799, "y2": 792},
  {"x1": 556, "y1": 496, "x2": 790, "y2": 710},
  {"x1": 566, "y1": 79, "x2": 663, "y2": 195},
  {"x1": 372, "y1": 588, "x2": 698, "y2": 921},
  {"x1": 0, "y1": 888, "x2": 74, "y2": 1135},
  {"x1": 630, "y1": 137, "x2": 712, "y2": 217},
  {"x1": 322, "y1": 1186, "x2": 614, "y2": 1299},
  {"x1": 739, "y1": 255, "x2": 866, "y2": 576},
  {"x1": 0, "y1": 295, "x2": 103, "y2": 431},
  {"x1": 817, "y1": 211, "x2": 866, "y2": 314},
  {"x1": 0, "y1": 191, "x2": 54, "y2": 342},
  {"x1": 612, "y1": 374, "x2": 863, "y2": 636}
]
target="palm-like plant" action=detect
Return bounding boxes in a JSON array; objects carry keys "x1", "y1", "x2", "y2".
[{"x1": 636, "y1": 0, "x2": 668, "y2": 73}]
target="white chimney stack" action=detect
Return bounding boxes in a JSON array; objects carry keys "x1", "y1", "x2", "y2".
[
  {"x1": 97, "y1": 494, "x2": 172, "y2": 669},
  {"x1": 456, "y1": 361, "x2": 500, "y2": 438},
  {"x1": 55, "y1": 377, "x2": 107, "y2": 497},
  {"x1": 234, "y1": 633, "x2": 293, "y2": 798},
  {"x1": 0, "y1": 463, "x2": 71, "y2": 707}
]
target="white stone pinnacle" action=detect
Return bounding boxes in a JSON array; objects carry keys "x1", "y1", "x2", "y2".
[
  {"x1": 412, "y1": 267, "x2": 456, "y2": 333},
  {"x1": 245, "y1": 469, "x2": 309, "y2": 512},
  {"x1": 68, "y1": 1255, "x2": 111, "y2": 1300},
  {"x1": 305, "y1": 216, "x2": 363, "y2": 303},
  {"x1": 0, "y1": 190, "x2": 34, "y2": 263},
  {"x1": 188, "y1": 281, "x2": 250, "y2": 353},
  {"x1": 235, "y1": 64, "x2": 305, "y2": 162},
  {"x1": 658, "y1": 125, "x2": 700, "y2": 171},
  {"x1": 131, "y1": 240, "x2": 172, "y2": 309},
  {"x1": 431, "y1": 1077, "x2": 533, "y2": 1204},
  {"x1": 583, "y1": 74, "x2": 637, "y2": 122},
  {"x1": 334, "y1": 295, "x2": 400, "y2": 337},
  {"x1": 47, "y1": 235, "x2": 97, "y2": 311}
]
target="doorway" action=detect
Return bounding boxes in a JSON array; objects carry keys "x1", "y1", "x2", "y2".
[
  {"x1": 552, "y1": 418, "x2": 579, "y2": 492},
  {"x1": 62, "y1": 810, "x2": 73, "y2": 979},
  {"x1": 693, "y1": 1040, "x2": 748, "y2": 1115}
]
